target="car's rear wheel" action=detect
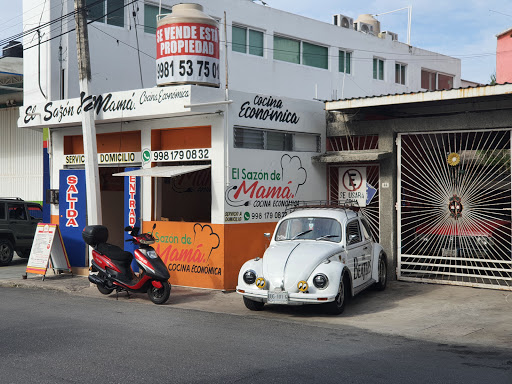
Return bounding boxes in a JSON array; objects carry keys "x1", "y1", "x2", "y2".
[
  {"x1": 243, "y1": 296, "x2": 265, "y2": 311},
  {"x1": 0, "y1": 239, "x2": 14, "y2": 266},
  {"x1": 326, "y1": 274, "x2": 349, "y2": 315},
  {"x1": 374, "y1": 253, "x2": 387, "y2": 291},
  {"x1": 97, "y1": 283, "x2": 114, "y2": 295}
]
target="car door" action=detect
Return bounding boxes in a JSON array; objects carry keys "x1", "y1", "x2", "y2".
[
  {"x1": 359, "y1": 217, "x2": 374, "y2": 282},
  {"x1": 7, "y1": 202, "x2": 32, "y2": 248},
  {"x1": 27, "y1": 203, "x2": 43, "y2": 239},
  {"x1": 345, "y1": 219, "x2": 372, "y2": 290}
]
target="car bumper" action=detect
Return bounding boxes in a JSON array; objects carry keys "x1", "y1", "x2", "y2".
[{"x1": 236, "y1": 286, "x2": 337, "y2": 305}]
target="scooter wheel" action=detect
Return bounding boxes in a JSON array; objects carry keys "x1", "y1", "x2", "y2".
[
  {"x1": 147, "y1": 281, "x2": 171, "y2": 305},
  {"x1": 97, "y1": 284, "x2": 114, "y2": 295}
]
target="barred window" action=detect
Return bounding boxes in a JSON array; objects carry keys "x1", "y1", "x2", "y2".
[{"x1": 234, "y1": 127, "x2": 319, "y2": 152}]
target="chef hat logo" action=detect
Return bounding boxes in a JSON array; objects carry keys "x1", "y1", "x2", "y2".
[
  {"x1": 193, "y1": 224, "x2": 220, "y2": 262},
  {"x1": 281, "y1": 155, "x2": 307, "y2": 196}
]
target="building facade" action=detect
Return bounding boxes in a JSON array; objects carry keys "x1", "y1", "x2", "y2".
[
  {"x1": 497, "y1": 27, "x2": 512, "y2": 84},
  {"x1": 22, "y1": 0, "x2": 461, "y2": 106},
  {"x1": 325, "y1": 84, "x2": 512, "y2": 291},
  {"x1": 20, "y1": 0, "x2": 463, "y2": 288}
]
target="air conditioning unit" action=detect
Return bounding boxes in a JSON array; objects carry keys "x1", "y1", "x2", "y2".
[
  {"x1": 354, "y1": 22, "x2": 374, "y2": 35},
  {"x1": 379, "y1": 31, "x2": 398, "y2": 41},
  {"x1": 333, "y1": 14, "x2": 354, "y2": 29}
]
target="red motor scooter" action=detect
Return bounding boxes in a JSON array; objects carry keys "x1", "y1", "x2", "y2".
[{"x1": 82, "y1": 224, "x2": 171, "y2": 305}]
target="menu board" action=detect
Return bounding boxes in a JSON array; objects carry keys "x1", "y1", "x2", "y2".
[{"x1": 26, "y1": 223, "x2": 71, "y2": 277}]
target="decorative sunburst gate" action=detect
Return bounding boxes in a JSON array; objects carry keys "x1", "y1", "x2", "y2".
[{"x1": 398, "y1": 131, "x2": 512, "y2": 290}]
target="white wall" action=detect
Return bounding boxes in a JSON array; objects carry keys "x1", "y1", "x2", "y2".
[
  {"x1": 22, "y1": 0, "x2": 461, "y2": 106},
  {"x1": 0, "y1": 108, "x2": 43, "y2": 201}
]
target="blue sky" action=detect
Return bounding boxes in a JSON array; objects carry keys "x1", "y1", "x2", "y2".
[{"x1": 0, "y1": 0, "x2": 511, "y2": 84}]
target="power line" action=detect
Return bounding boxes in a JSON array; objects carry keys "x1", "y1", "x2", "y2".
[{"x1": 20, "y1": 0, "x2": 138, "y2": 52}]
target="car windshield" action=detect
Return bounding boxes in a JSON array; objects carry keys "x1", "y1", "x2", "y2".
[{"x1": 275, "y1": 217, "x2": 342, "y2": 242}]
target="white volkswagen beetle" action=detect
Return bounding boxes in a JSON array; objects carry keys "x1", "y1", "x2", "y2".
[{"x1": 236, "y1": 207, "x2": 387, "y2": 314}]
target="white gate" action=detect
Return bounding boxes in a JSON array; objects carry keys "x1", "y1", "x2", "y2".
[{"x1": 397, "y1": 130, "x2": 512, "y2": 290}]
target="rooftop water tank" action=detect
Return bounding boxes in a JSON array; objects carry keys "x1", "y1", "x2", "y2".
[{"x1": 354, "y1": 14, "x2": 380, "y2": 35}]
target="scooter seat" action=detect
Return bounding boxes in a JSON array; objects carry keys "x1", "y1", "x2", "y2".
[{"x1": 96, "y1": 243, "x2": 133, "y2": 262}]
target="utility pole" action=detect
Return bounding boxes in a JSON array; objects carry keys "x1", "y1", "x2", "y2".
[{"x1": 75, "y1": 0, "x2": 102, "y2": 230}]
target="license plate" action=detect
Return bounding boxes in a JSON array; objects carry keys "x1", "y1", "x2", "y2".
[{"x1": 267, "y1": 291, "x2": 289, "y2": 304}]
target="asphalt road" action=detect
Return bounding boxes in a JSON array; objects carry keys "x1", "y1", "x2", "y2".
[{"x1": 1, "y1": 287, "x2": 511, "y2": 384}]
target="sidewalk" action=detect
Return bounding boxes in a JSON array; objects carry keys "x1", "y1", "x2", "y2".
[{"x1": 2, "y1": 254, "x2": 511, "y2": 350}]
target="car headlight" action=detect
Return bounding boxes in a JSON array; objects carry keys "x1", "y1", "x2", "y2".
[
  {"x1": 313, "y1": 274, "x2": 328, "y2": 289},
  {"x1": 243, "y1": 270, "x2": 257, "y2": 285}
]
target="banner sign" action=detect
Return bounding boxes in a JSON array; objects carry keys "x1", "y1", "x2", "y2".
[
  {"x1": 64, "y1": 152, "x2": 141, "y2": 165},
  {"x1": 26, "y1": 223, "x2": 71, "y2": 277},
  {"x1": 225, "y1": 153, "x2": 313, "y2": 223},
  {"x1": 144, "y1": 221, "x2": 223, "y2": 289},
  {"x1": 19, "y1": 85, "x2": 198, "y2": 128},
  {"x1": 338, "y1": 167, "x2": 368, "y2": 207},
  {"x1": 59, "y1": 169, "x2": 87, "y2": 267},
  {"x1": 156, "y1": 22, "x2": 220, "y2": 86},
  {"x1": 124, "y1": 169, "x2": 141, "y2": 272}
]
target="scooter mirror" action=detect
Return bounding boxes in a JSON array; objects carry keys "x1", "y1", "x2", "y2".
[
  {"x1": 124, "y1": 226, "x2": 132, "y2": 232},
  {"x1": 152, "y1": 223, "x2": 157, "y2": 230}
]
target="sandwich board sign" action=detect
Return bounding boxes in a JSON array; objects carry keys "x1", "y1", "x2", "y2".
[{"x1": 26, "y1": 223, "x2": 72, "y2": 279}]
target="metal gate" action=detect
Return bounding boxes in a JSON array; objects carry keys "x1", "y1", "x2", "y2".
[
  {"x1": 398, "y1": 130, "x2": 512, "y2": 290},
  {"x1": 329, "y1": 164, "x2": 380, "y2": 242}
]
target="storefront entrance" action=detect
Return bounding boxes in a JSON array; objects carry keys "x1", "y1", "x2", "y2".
[{"x1": 398, "y1": 131, "x2": 512, "y2": 290}]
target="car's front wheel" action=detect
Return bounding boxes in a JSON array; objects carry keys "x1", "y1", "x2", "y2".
[
  {"x1": 243, "y1": 296, "x2": 265, "y2": 311},
  {"x1": 0, "y1": 239, "x2": 14, "y2": 266},
  {"x1": 325, "y1": 274, "x2": 349, "y2": 315}
]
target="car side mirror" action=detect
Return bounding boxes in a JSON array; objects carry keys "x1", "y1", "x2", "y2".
[
  {"x1": 348, "y1": 234, "x2": 358, "y2": 245},
  {"x1": 263, "y1": 233, "x2": 271, "y2": 239}
]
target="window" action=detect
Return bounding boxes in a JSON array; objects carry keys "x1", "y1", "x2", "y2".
[
  {"x1": 274, "y1": 36, "x2": 328, "y2": 69},
  {"x1": 395, "y1": 63, "x2": 406, "y2": 85},
  {"x1": 346, "y1": 220, "x2": 362, "y2": 245},
  {"x1": 8, "y1": 204, "x2": 27, "y2": 221},
  {"x1": 144, "y1": 3, "x2": 172, "y2": 34},
  {"x1": 421, "y1": 70, "x2": 454, "y2": 90},
  {"x1": 361, "y1": 218, "x2": 373, "y2": 241},
  {"x1": 86, "y1": 0, "x2": 125, "y2": 27},
  {"x1": 274, "y1": 36, "x2": 300, "y2": 64},
  {"x1": 339, "y1": 50, "x2": 352, "y2": 74},
  {"x1": 27, "y1": 204, "x2": 43, "y2": 222},
  {"x1": 275, "y1": 217, "x2": 341, "y2": 242},
  {"x1": 302, "y1": 42, "x2": 328, "y2": 69},
  {"x1": 234, "y1": 128, "x2": 264, "y2": 149},
  {"x1": 232, "y1": 26, "x2": 264, "y2": 56},
  {"x1": 438, "y1": 73, "x2": 454, "y2": 90},
  {"x1": 373, "y1": 58, "x2": 384, "y2": 80},
  {"x1": 0, "y1": 203, "x2": 4, "y2": 220},
  {"x1": 234, "y1": 127, "x2": 319, "y2": 152}
]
